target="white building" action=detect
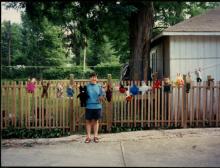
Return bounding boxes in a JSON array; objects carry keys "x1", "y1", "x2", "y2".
[{"x1": 150, "y1": 7, "x2": 220, "y2": 81}]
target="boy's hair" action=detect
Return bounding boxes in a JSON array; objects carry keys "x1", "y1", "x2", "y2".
[{"x1": 89, "y1": 72, "x2": 97, "y2": 78}]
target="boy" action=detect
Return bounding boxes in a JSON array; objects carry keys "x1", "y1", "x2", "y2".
[{"x1": 85, "y1": 72, "x2": 105, "y2": 143}]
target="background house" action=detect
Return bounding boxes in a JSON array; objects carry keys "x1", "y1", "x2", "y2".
[{"x1": 150, "y1": 7, "x2": 220, "y2": 81}]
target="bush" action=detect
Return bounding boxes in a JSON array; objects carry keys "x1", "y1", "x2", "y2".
[
  {"x1": 94, "y1": 65, "x2": 121, "y2": 79},
  {"x1": 2, "y1": 126, "x2": 71, "y2": 139},
  {"x1": 2, "y1": 65, "x2": 121, "y2": 80}
]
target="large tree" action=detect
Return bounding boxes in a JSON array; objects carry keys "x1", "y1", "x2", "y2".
[
  {"x1": 128, "y1": 1, "x2": 154, "y2": 80},
  {"x1": 5, "y1": 1, "x2": 219, "y2": 80}
]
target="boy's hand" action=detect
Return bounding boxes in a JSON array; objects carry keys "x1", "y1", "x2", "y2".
[{"x1": 98, "y1": 96, "x2": 106, "y2": 103}]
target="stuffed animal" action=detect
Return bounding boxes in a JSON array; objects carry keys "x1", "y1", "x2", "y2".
[
  {"x1": 207, "y1": 75, "x2": 214, "y2": 89},
  {"x1": 119, "y1": 82, "x2": 126, "y2": 93},
  {"x1": 152, "y1": 72, "x2": 161, "y2": 91},
  {"x1": 41, "y1": 80, "x2": 50, "y2": 98},
  {"x1": 106, "y1": 84, "x2": 113, "y2": 102},
  {"x1": 66, "y1": 84, "x2": 74, "y2": 98},
  {"x1": 77, "y1": 85, "x2": 89, "y2": 107},
  {"x1": 163, "y1": 77, "x2": 171, "y2": 93},
  {"x1": 195, "y1": 68, "x2": 202, "y2": 82},
  {"x1": 139, "y1": 81, "x2": 152, "y2": 95},
  {"x1": 101, "y1": 83, "x2": 107, "y2": 98},
  {"x1": 175, "y1": 73, "x2": 184, "y2": 86},
  {"x1": 56, "y1": 82, "x2": 64, "y2": 98},
  {"x1": 152, "y1": 80, "x2": 161, "y2": 90},
  {"x1": 185, "y1": 73, "x2": 192, "y2": 93},
  {"x1": 130, "y1": 84, "x2": 139, "y2": 96},
  {"x1": 125, "y1": 86, "x2": 132, "y2": 102},
  {"x1": 26, "y1": 78, "x2": 36, "y2": 93}
]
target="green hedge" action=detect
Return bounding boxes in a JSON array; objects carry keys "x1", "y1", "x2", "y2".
[
  {"x1": 1, "y1": 65, "x2": 121, "y2": 80},
  {"x1": 2, "y1": 126, "x2": 70, "y2": 139}
]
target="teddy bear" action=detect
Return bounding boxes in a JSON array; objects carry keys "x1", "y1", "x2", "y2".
[
  {"x1": 163, "y1": 77, "x2": 171, "y2": 93},
  {"x1": 56, "y1": 82, "x2": 64, "y2": 98},
  {"x1": 77, "y1": 85, "x2": 89, "y2": 107},
  {"x1": 105, "y1": 84, "x2": 113, "y2": 102},
  {"x1": 41, "y1": 80, "x2": 50, "y2": 98}
]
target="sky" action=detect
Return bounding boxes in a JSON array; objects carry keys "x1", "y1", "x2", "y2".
[{"x1": 1, "y1": 2, "x2": 22, "y2": 24}]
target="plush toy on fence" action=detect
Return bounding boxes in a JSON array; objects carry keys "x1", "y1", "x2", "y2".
[
  {"x1": 152, "y1": 72, "x2": 161, "y2": 91},
  {"x1": 101, "y1": 82, "x2": 107, "y2": 98},
  {"x1": 26, "y1": 78, "x2": 36, "y2": 93},
  {"x1": 186, "y1": 72, "x2": 192, "y2": 93},
  {"x1": 77, "y1": 85, "x2": 89, "y2": 107},
  {"x1": 66, "y1": 84, "x2": 74, "y2": 98},
  {"x1": 207, "y1": 75, "x2": 214, "y2": 89},
  {"x1": 130, "y1": 83, "x2": 139, "y2": 96},
  {"x1": 119, "y1": 82, "x2": 126, "y2": 93},
  {"x1": 138, "y1": 81, "x2": 152, "y2": 95},
  {"x1": 195, "y1": 67, "x2": 202, "y2": 82},
  {"x1": 41, "y1": 80, "x2": 50, "y2": 98},
  {"x1": 125, "y1": 86, "x2": 132, "y2": 102},
  {"x1": 163, "y1": 77, "x2": 171, "y2": 93},
  {"x1": 152, "y1": 80, "x2": 161, "y2": 92},
  {"x1": 106, "y1": 84, "x2": 113, "y2": 102},
  {"x1": 175, "y1": 73, "x2": 184, "y2": 86},
  {"x1": 56, "y1": 82, "x2": 64, "y2": 98}
]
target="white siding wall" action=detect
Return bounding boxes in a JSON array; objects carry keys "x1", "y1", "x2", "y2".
[
  {"x1": 169, "y1": 36, "x2": 220, "y2": 81},
  {"x1": 150, "y1": 44, "x2": 163, "y2": 79}
]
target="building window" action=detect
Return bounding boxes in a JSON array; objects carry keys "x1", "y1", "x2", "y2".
[{"x1": 151, "y1": 49, "x2": 157, "y2": 73}]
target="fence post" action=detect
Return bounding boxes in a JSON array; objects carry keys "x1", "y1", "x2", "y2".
[
  {"x1": 106, "y1": 74, "x2": 113, "y2": 132},
  {"x1": 69, "y1": 74, "x2": 74, "y2": 132},
  {"x1": 183, "y1": 74, "x2": 187, "y2": 128}
]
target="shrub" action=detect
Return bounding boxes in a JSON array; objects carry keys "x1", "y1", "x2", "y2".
[{"x1": 2, "y1": 126, "x2": 71, "y2": 139}]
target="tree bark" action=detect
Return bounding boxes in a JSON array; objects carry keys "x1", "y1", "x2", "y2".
[{"x1": 129, "y1": 2, "x2": 154, "y2": 81}]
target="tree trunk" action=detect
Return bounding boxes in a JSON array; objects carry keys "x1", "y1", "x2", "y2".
[
  {"x1": 75, "y1": 47, "x2": 81, "y2": 65},
  {"x1": 129, "y1": 2, "x2": 154, "y2": 81}
]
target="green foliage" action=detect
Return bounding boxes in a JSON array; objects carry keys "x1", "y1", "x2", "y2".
[
  {"x1": 153, "y1": 2, "x2": 220, "y2": 37},
  {"x1": 1, "y1": 65, "x2": 121, "y2": 80},
  {"x1": 94, "y1": 64, "x2": 121, "y2": 79},
  {"x1": 20, "y1": 13, "x2": 67, "y2": 66},
  {"x1": 2, "y1": 126, "x2": 71, "y2": 139},
  {"x1": 1, "y1": 21, "x2": 23, "y2": 66},
  {"x1": 3, "y1": 1, "x2": 219, "y2": 76},
  {"x1": 111, "y1": 126, "x2": 145, "y2": 133}
]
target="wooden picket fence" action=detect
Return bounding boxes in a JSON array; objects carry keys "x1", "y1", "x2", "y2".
[{"x1": 1, "y1": 79, "x2": 220, "y2": 132}]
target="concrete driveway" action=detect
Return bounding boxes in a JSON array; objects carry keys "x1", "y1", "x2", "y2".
[{"x1": 1, "y1": 128, "x2": 220, "y2": 167}]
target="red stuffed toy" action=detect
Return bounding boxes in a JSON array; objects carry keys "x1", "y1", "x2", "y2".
[
  {"x1": 119, "y1": 83, "x2": 126, "y2": 93},
  {"x1": 153, "y1": 79, "x2": 161, "y2": 91}
]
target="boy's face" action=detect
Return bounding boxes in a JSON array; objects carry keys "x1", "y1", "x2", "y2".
[{"x1": 90, "y1": 75, "x2": 97, "y2": 84}]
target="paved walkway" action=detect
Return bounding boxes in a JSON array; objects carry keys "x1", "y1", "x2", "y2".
[{"x1": 1, "y1": 128, "x2": 220, "y2": 167}]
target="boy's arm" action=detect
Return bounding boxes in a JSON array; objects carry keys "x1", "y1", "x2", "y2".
[{"x1": 98, "y1": 85, "x2": 106, "y2": 103}]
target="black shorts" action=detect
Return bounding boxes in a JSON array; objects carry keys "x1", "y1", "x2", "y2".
[{"x1": 85, "y1": 109, "x2": 102, "y2": 120}]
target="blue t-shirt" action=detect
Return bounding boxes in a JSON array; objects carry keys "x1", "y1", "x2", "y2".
[{"x1": 86, "y1": 83, "x2": 103, "y2": 109}]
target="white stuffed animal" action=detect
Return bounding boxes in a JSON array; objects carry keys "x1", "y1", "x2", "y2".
[{"x1": 139, "y1": 81, "x2": 152, "y2": 95}]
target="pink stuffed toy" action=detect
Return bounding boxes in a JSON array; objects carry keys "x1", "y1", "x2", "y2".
[{"x1": 26, "y1": 78, "x2": 36, "y2": 93}]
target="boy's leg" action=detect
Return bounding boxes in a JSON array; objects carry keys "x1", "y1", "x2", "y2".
[
  {"x1": 86, "y1": 120, "x2": 92, "y2": 139},
  {"x1": 93, "y1": 119, "x2": 99, "y2": 138}
]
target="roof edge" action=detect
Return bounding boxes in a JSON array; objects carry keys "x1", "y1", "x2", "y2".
[{"x1": 151, "y1": 32, "x2": 220, "y2": 43}]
